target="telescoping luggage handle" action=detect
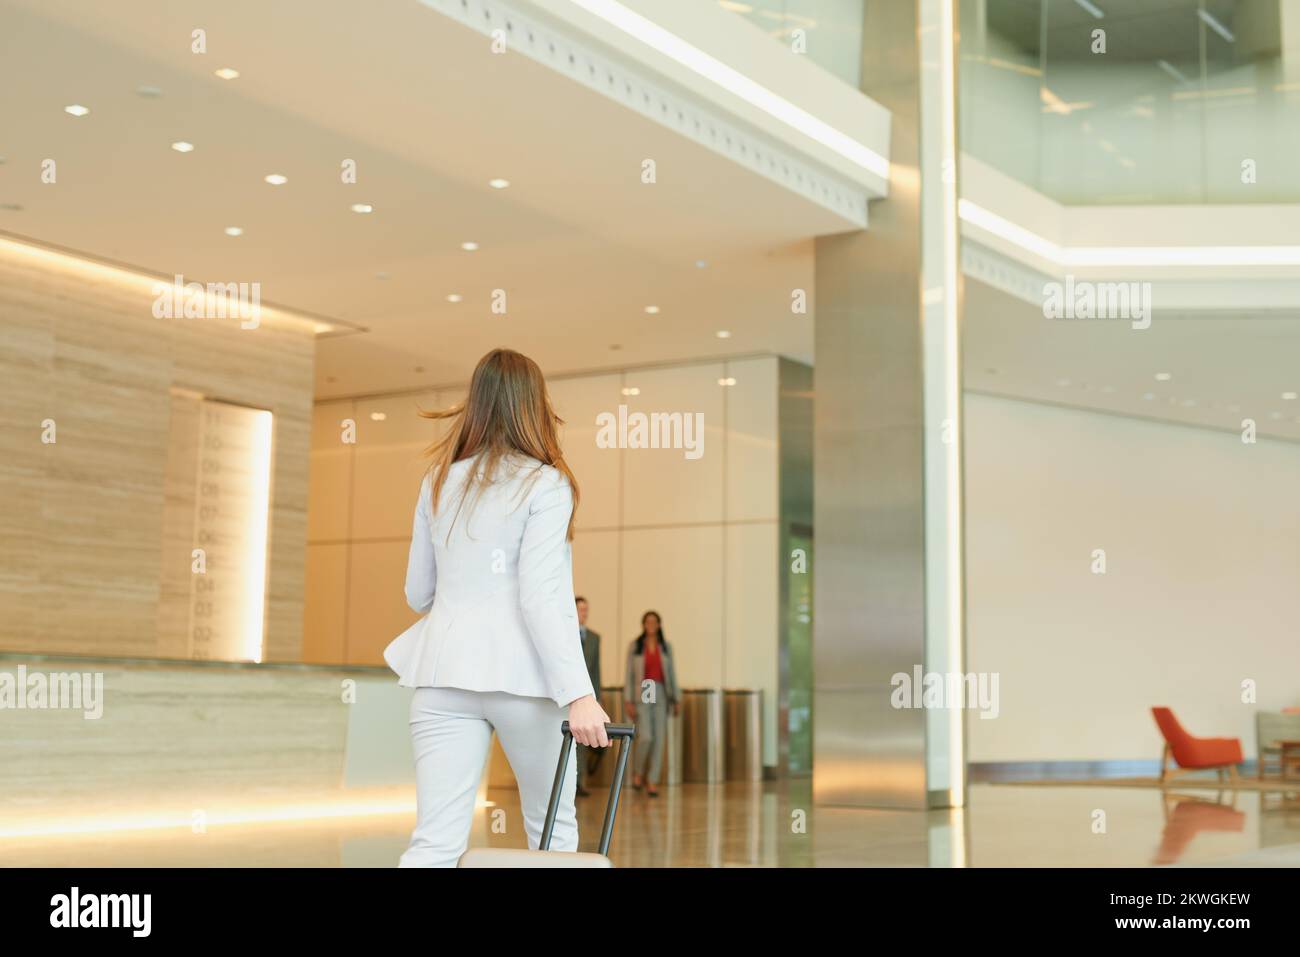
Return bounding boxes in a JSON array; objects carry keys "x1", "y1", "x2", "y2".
[{"x1": 540, "y1": 722, "x2": 636, "y2": 857}]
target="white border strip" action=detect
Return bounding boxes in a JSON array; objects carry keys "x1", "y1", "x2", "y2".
[
  {"x1": 566, "y1": 0, "x2": 890, "y2": 179},
  {"x1": 959, "y1": 199, "x2": 1300, "y2": 268}
]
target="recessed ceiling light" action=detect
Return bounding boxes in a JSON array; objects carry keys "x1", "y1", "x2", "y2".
[
  {"x1": 1155, "y1": 372, "x2": 1172, "y2": 381},
  {"x1": 171, "y1": 141, "x2": 195, "y2": 153},
  {"x1": 375, "y1": 272, "x2": 390, "y2": 280},
  {"x1": 370, "y1": 412, "x2": 387, "y2": 421},
  {"x1": 715, "y1": 330, "x2": 731, "y2": 339},
  {"x1": 224, "y1": 226, "x2": 243, "y2": 237},
  {"x1": 1282, "y1": 391, "x2": 1297, "y2": 400},
  {"x1": 695, "y1": 260, "x2": 707, "y2": 268},
  {"x1": 264, "y1": 174, "x2": 287, "y2": 185},
  {"x1": 136, "y1": 85, "x2": 163, "y2": 98},
  {"x1": 644, "y1": 305, "x2": 660, "y2": 315},
  {"x1": 215, "y1": 68, "x2": 240, "y2": 80},
  {"x1": 350, "y1": 203, "x2": 374, "y2": 213},
  {"x1": 64, "y1": 104, "x2": 89, "y2": 117},
  {"x1": 446, "y1": 294, "x2": 463, "y2": 303},
  {"x1": 718, "y1": 377, "x2": 737, "y2": 387},
  {"x1": 460, "y1": 241, "x2": 479, "y2": 251},
  {"x1": 1141, "y1": 392, "x2": 1155, "y2": 400},
  {"x1": 621, "y1": 387, "x2": 640, "y2": 396},
  {"x1": 488, "y1": 178, "x2": 510, "y2": 189}
]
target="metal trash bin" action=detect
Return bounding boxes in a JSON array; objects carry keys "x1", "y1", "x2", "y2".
[
  {"x1": 724, "y1": 689, "x2": 763, "y2": 781},
  {"x1": 681, "y1": 688, "x2": 724, "y2": 783},
  {"x1": 665, "y1": 703, "x2": 683, "y2": 787},
  {"x1": 585, "y1": 686, "x2": 625, "y2": 788}
]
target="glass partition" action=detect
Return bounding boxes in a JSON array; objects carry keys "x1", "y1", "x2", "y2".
[
  {"x1": 961, "y1": 0, "x2": 1300, "y2": 203},
  {"x1": 713, "y1": 0, "x2": 865, "y2": 86}
]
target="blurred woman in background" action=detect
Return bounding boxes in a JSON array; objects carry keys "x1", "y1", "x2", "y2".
[{"x1": 624, "y1": 610, "x2": 679, "y2": 796}]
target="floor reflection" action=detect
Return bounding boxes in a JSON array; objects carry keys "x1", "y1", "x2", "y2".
[
  {"x1": 4, "y1": 782, "x2": 1300, "y2": 867},
  {"x1": 1153, "y1": 792, "x2": 1245, "y2": 866}
]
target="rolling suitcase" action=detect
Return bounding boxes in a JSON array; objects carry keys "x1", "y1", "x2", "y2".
[{"x1": 457, "y1": 721, "x2": 635, "y2": 867}]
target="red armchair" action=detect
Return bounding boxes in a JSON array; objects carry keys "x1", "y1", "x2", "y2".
[{"x1": 1151, "y1": 707, "x2": 1244, "y2": 783}]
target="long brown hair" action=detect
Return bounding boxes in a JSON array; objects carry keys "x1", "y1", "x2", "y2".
[{"x1": 420, "y1": 348, "x2": 579, "y2": 540}]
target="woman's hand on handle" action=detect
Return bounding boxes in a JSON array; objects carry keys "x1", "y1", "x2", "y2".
[{"x1": 567, "y1": 694, "x2": 612, "y2": 748}]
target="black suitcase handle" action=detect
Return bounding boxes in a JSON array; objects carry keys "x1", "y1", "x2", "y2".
[{"x1": 539, "y1": 722, "x2": 636, "y2": 856}]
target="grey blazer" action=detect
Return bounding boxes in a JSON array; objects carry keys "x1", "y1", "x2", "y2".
[
  {"x1": 579, "y1": 626, "x2": 601, "y2": 696},
  {"x1": 624, "y1": 639, "x2": 679, "y2": 706}
]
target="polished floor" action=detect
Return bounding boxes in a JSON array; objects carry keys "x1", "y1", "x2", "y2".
[{"x1": 5, "y1": 781, "x2": 1299, "y2": 867}]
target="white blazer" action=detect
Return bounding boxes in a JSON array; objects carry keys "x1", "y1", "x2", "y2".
[{"x1": 383, "y1": 454, "x2": 594, "y2": 708}]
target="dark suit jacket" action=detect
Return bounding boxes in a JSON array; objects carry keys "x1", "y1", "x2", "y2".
[{"x1": 579, "y1": 626, "x2": 601, "y2": 695}]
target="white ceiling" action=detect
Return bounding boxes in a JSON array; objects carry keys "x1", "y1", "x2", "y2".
[
  {"x1": 1, "y1": 0, "x2": 1296, "y2": 441},
  {"x1": 964, "y1": 281, "x2": 1300, "y2": 441},
  {"x1": 0, "y1": 0, "x2": 835, "y2": 396}
]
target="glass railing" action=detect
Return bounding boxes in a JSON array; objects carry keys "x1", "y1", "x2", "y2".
[
  {"x1": 960, "y1": 0, "x2": 1300, "y2": 204},
  {"x1": 713, "y1": 0, "x2": 864, "y2": 87}
]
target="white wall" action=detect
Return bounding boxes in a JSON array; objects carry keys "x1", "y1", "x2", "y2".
[
  {"x1": 305, "y1": 356, "x2": 782, "y2": 767},
  {"x1": 965, "y1": 393, "x2": 1300, "y2": 764}
]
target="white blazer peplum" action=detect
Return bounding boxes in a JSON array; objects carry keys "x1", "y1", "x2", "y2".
[{"x1": 383, "y1": 454, "x2": 594, "y2": 708}]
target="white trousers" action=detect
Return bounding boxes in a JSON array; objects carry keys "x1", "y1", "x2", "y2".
[{"x1": 399, "y1": 687, "x2": 578, "y2": 867}]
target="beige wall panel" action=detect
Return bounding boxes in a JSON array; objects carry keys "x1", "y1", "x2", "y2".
[
  {"x1": 548, "y1": 374, "x2": 623, "y2": 530},
  {"x1": 724, "y1": 356, "x2": 780, "y2": 523},
  {"x1": 621, "y1": 525, "x2": 724, "y2": 690},
  {"x1": 351, "y1": 394, "x2": 434, "y2": 542},
  {"x1": 303, "y1": 543, "x2": 349, "y2": 665},
  {"x1": 346, "y1": 540, "x2": 421, "y2": 666},
  {"x1": 43, "y1": 273, "x2": 171, "y2": 657},
  {"x1": 308, "y1": 400, "x2": 354, "y2": 543},
  {"x1": 0, "y1": 265, "x2": 53, "y2": 652},
  {"x1": 0, "y1": 247, "x2": 315, "y2": 662},
  {"x1": 621, "y1": 363, "x2": 725, "y2": 527}
]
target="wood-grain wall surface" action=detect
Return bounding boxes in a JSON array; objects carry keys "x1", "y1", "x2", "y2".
[{"x1": 0, "y1": 247, "x2": 315, "y2": 662}]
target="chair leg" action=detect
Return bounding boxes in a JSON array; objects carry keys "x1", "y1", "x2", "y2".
[
  {"x1": 1228, "y1": 764, "x2": 1240, "y2": 783},
  {"x1": 1160, "y1": 743, "x2": 1170, "y2": 784}
]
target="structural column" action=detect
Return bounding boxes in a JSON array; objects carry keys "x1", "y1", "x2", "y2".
[{"x1": 813, "y1": 0, "x2": 966, "y2": 810}]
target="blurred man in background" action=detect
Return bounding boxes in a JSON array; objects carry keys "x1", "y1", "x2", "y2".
[{"x1": 575, "y1": 596, "x2": 601, "y2": 797}]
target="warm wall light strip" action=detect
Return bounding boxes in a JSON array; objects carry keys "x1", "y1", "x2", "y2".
[
  {"x1": 0, "y1": 797, "x2": 418, "y2": 840},
  {"x1": 957, "y1": 200, "x2": 1300, "y2": 268},
  {"x1": 565, "y1": 0, "x2": 890, "y2": 179},
  {"x1": 243, "y1": 410, "x2": 274, "y2": 663},
  {"x1": 0, "y1": 235, "x2": 337, "y2": 335}
]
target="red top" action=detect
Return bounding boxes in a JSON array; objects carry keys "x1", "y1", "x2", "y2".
[{"x1": 643, "y1": 641, "x2": 665, "y2": 683}]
